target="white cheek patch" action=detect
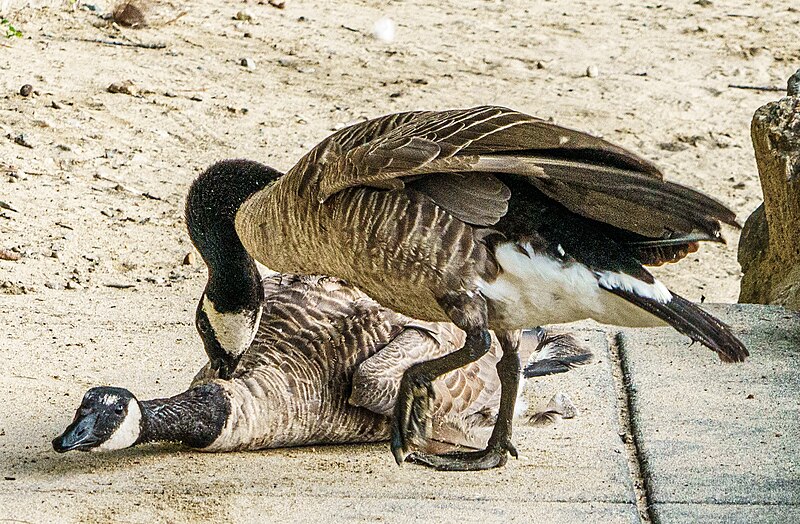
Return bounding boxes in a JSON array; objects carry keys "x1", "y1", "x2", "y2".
[
  {"x1": 202, "y1": 296, "x2": 261, "y2": 358},
  {"x1": 95, "y1": 399, "x2": 141, "y2": 452}
]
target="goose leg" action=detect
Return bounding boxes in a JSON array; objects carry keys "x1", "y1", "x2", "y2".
[
  {"x1": 391, "y1": 291, "x2": 491, "y2": 464},
  {"x1": 406, "y1": 330, "x2": 522, "y2": 471}
]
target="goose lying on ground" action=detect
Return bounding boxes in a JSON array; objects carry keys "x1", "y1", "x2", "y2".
[
  {"x1": 53, "y1": 274, "x2": 591, "y2": 454},
  {"x1": 187, "y1": 105, "x2": 747, "y2": 470}
]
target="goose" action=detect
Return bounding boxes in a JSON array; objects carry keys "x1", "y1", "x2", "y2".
[
  {"x1": 186, "y1": 105, "x2": 748, "y2": 470},
  {"x1": 52, "y1": 273, "x2": 591, "y2": 454}
]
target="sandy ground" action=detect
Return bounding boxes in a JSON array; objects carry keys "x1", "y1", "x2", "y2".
[{"x1": 0, "y1": 0, "x2": 798, "y2": 521}]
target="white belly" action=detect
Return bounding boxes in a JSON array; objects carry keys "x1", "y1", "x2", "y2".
[{"x1": 478, "y1": 242, "x2": 669, "y2": 330}]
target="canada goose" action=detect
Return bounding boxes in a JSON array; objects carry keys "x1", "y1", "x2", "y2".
[
  {"x1": 53, "y1": 274, "x2": 591, "y2": 454},
  {"x1": 187, "y1": 105, "x2": 748, "y2": 470}
]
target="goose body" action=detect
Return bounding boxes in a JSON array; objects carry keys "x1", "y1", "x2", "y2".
[
  {"x1": 53, "y1": 273, "x2": 590, "y2": 453},
  {"x1": 187, "y1": 105, "x2": 747, "y2": 469}
]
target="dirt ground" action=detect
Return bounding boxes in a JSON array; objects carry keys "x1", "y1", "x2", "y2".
[{"x1": 0, "y1": 0, "x2": 798, "y2": 521}]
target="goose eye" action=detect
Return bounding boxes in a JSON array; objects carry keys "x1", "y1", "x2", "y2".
[{"x1": 114, "y1": 405, "x2": 124, "y2": 415}]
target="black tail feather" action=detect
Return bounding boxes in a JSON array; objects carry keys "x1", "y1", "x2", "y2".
[
  {"x1": 606, "y1": 288, "x2": 748, "y2": 362},
  {"x1": 523, "y1": 354, "x2": 593, "y2": 378},
  {"x1": 522, "y1": 328, "x2": 594, "y2": 378}
]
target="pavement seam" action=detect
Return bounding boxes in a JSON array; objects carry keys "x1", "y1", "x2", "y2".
[{"x1": 608, "y1": 331, "x2": 654, "y2": 524}]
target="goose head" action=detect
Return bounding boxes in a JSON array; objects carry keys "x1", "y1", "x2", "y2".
[
  {"x1": 53, "y1": 387, "x2": 141, "y2": 453},
  {"x1": 186, "y1": 160, "x2": 282, "y2": 379}
]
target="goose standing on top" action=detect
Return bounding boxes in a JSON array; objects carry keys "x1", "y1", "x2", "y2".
[
  {"x1": 187, "y1": 105, "x2": 748, "y2": 470},
  {"x1": 53, "y1": 273, "x2": 591, "y2": 454}
]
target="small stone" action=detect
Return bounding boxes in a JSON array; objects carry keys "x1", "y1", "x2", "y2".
[
  {"x1": 536, "y1": 61, "x2": 547, "y2": 70},
  {"x1": 372, "y1": 17, "x2": 396, "y2": 43},
  {"x1": 107, "y1": 80, "x2": 140, "y2": 96},
  {"x1": 243, "y1": 32, "x2": 253, "y2": 38},
  {"x1": 112, "y1": 1, "x2": 146, "y2": 27},
  {"x1": 45, "y1": 281, "x2": 64, "y2": 290},
  {"x1": 0, "y1": 249, "x2": 21, "y2": 261},
  {"x1": 66, "y1": 281, "x2": 82, "y2": 290},
  {"x1": 19, "y1": 84, "x2": 33, "y2": 97},
  {"x1": 586, "y1": 65, "x2": 599, "y2": 78},
  {"x1": 50, "y1": 100, "x2": 63, "y2": 109},
  {"x1": 234, "y1": 10, "x2": 253, "y2": 21},
  {"x1": 268, "y1": 0, "x2": 285, "y2": 8},
  {"x1": 13, "y1": 134, "x2": 34, "y2": 149},
  {"x1": 183, "y1": 252, "x2": 196, "y2": 266},
  {"x1": 240, "y1": 57, "x2": 256, "y2": 70},
  {"x1": 277, "y1": 56, "x2": 299, "y2": 67}
]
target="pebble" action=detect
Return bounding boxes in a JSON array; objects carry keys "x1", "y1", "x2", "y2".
[
  {"x1": 586, "y1": 65, "x2": 599, "y2": 78},
  {"x1": 372, "y1": 17, "x2": 396, "y2": 43},
  {"x1": 13, "y1": 134, "x2": 34, "y2": 149},
  {"x1": 107, "y1": 80, "x2": 140, "y2": 96},
  {"x1": 45, "y1": 281, "x2": 65, "y2": 291},
  {"x1": 0, "y1": 249, "x2": 21, "y2": 261},
  {"x1": 234, "y1": 10, "x2": 253, "y2": 21},
  {"x1": 183, "y1": 252, "x2": 196, "y2": 266},
  {"x1": 66, "y1": 281, "x2": 82, "y2": 290},
  {"x1": 240, "y1": 57, "x2": 256, "y2": 70},
  {"x1": 278, "y1": 56, "x2": 299, "y2": 67},
  {"x1": 19, "y1": 84, "x2": 33, "y2": 97}
]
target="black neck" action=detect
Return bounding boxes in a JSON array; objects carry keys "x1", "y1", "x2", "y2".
[
  {"x1": 186, "y1": 159, "x2": 283, "y2": 312},
  {"x1": 138, "y1": 383, "x2": 230, "y2": 448}
]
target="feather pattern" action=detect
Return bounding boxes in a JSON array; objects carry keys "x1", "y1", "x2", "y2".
[
  {"x1": 195, "y1": 275, "x2": 575, "y2": 452},
  {"x1": 233, "y1": 105, "x2": 746, "y2": 364}
]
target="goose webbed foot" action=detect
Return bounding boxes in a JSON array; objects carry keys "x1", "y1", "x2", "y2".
[
  {"x1": 406, "y1": 432, "x2": 518, "y2": 471},
  {"x1": 391, "y1": 294, "x2": 493, "y2": 464},
  {"x1": 404, "y1": 330, "x2": 522, "y2": 471}
]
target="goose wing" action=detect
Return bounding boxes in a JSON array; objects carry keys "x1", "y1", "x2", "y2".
[{"x1": 298, "y1": 105, "x2": 737, "y2": 241}]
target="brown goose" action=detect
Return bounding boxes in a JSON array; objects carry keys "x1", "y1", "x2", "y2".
[
  {"x1": 187, "y1": 105, "x2": 747, "y2": 470},
  {"x1": 52, "y1": 273, "x2": 590, "y2": 454}
]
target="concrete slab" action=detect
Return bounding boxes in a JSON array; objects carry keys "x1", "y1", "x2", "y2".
[
  {"x1": 1, "y1": 291, "x2": 637, "y2": 523},
  {"x1": 619, "y1": 304, "x2": 800, "y2": 523},
  {"x1": 652, "y1": 503, "x2": 800, "y2": 524}
]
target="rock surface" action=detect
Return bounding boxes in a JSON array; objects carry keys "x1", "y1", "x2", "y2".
[{"x1": 739, "y1": 71, "x2": 800, "y2": 310}]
